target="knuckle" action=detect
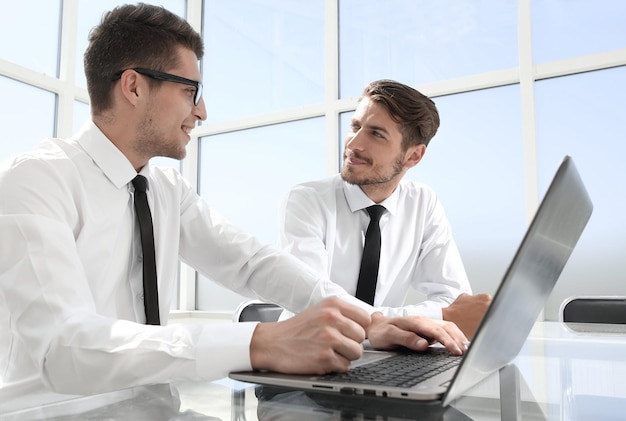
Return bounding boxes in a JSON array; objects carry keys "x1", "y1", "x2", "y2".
[
  {"x1": 324, "y1": 296, "x2": 342, "y2": 307},
  {"x1": 315, "y1": 324, "x2": 341, "y2": 343},
  {"x1": 317, "y1": 308, "x2": 340, "y2": 325},
  {"x1": 315, "y1": 350, "x2": 341, "y2": 372}
]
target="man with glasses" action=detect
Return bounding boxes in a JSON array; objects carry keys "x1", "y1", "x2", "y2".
[{"x1": 0, "y1": 3, "x2": 468, "y2": 410}]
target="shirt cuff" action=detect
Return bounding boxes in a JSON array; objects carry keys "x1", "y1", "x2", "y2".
[{"x1": 195, "y1": 322, "x2": 259, "y2": 378}]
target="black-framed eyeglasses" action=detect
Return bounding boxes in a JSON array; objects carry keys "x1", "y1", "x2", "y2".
[{"x1": 111, "y1": 68, "x2": 203, "y2": 105}]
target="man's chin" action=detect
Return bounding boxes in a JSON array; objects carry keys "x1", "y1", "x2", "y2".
[
  {"x1": 169, "y1": 147, "x2": 187, "y2": 161},
  {"x1": 340, "y1": 170, "x2": 363, "y2": 186}
]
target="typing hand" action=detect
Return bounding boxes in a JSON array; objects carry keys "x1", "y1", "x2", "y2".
[
  {"x1": 442, "y1": 293, "x2": 492, "y2": 339},
  {"x1": 250, "y1": 297, "x2": 370, "y2": 374},
  {"x1": 366, "y1": 312, "x2": 469, "y2": 356}
]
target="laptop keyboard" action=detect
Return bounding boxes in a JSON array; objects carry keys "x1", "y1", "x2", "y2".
[{"x1": 317, "y1": 347, "x2": 462, "y2": 388}]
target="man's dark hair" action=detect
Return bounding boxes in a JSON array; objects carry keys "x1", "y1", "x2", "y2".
[
  {"x1": 361, "y1": 79, "x2": 440, "y2": 149},
  {"x1": 84, "y1": 3, "x2": 204, "y2": 115}
]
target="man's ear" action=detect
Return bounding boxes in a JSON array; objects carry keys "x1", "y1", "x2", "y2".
[
  {"x1": 404, "y1": 144, "x2": 426, "y2": 169},
  {"x1": 118, "y1": 70, "x2": 142, "y2": 106}
]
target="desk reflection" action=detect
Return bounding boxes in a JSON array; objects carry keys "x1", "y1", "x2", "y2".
[
  {"x1": 1, "y1": 384, "x2": 220, "y2": 421},
  {"x1": 253, "y1": 386, "x2": 471, "y2": 421}
]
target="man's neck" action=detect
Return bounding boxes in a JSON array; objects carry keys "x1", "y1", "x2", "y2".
[{"x1": 359, "y1": 181, "x2": 399, "y2": 204}]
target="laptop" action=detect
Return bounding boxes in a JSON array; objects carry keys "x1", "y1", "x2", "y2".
[{"x1": 230, "y1": 155, "x2": 593, "y2": 407}]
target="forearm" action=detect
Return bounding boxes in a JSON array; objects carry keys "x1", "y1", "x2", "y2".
[{"x1": 43, "y1": 316, "x2": 256, "y2": 394}]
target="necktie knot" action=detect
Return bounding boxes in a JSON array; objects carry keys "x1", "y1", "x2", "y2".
[
  {"x1": 132, "y1": 175, "x2": 148, "y2": 193},
  {"x1": 366, "y1": 205, "x2": 385, "y2": 222}
]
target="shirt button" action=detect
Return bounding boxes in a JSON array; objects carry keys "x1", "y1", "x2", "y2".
[{"x1": 138, "y1": 293, "x2": 144, "y2": 301}]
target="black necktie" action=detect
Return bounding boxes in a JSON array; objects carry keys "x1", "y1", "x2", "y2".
[
  {"x1": 355, "y1": 205, "x2": 385, "y2": 305},
  {"x1": 132, "y1": 175, "x2": 160, "y2": 325}
]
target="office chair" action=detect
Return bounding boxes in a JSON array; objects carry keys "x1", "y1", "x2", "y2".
[
  {"x1": 232, "y1": 299, "x2": 283, "y2": 323},
  {"x1": 558, "y1": 296, "x2": 626, "y2": 416},
  {"x1": 560, "y1": 296, "x2": 626, "y2": 324}
]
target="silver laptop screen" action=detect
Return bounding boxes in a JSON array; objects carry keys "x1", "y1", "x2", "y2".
[{"x1": 443, "y1": 156, "x2": 593, "y2": 406}]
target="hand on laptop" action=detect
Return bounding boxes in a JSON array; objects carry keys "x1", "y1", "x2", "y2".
[
  {"x1": 249, "y1": 297, "x2": 370, "y2": 374},
  {"x1": 442, "y1": 293, "x2": 492, "y2": 339},
  {"x1": 366, "y1": 313, "x2": 469, "y2": 356}
]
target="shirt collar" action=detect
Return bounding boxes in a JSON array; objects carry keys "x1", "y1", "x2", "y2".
[
  {"x1": 341, "y1": 177, "x2": 400, "y2": 216},
  {"x1": 75, "y1": 120, "x2": 138, "y2": 189}
]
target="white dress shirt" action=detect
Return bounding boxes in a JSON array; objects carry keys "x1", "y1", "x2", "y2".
[
  {"x1": 278, "y1": 174, "x2": 471, "y2": 320},
  {"x1": 0, "y1": 121, "x2": 368, "y2": 412}
]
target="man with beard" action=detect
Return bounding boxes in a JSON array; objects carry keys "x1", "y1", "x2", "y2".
[{"x1": 278, "y1": 80, "x2": 491, "y2": 339}]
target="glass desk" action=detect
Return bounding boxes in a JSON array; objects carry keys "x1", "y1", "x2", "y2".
[{"x1": 2, "y1": 322, "x2": 626, "y2": 420}]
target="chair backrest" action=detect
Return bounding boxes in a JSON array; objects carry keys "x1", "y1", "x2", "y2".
[
  {"x1": 560, "y1": 296, "x2": 626, "y2": 324},
  {"x1": 233, "y1": 300, "x2": 283, "y2": 323}
]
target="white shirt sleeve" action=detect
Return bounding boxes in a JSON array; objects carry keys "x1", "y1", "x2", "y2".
[
  {"x1": 277, "y1": 184, "x2": 331, "y2": 275},
  {"x1": 0, "y1": 214, "x2": 256, "y2": 396}
]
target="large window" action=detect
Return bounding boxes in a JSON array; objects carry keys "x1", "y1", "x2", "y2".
[
  {"x1": 1, "y1": 1, "x2": 61, "y2": 76},
  {"x1": 0, "y1": 77, "x2": 56, "y2": 161},
  {"x1": 532, "y1": 1, "x2": 626, "y2": 63},
  {"x1": 2, "y1": 1, "x2": 625, "y2": 319},
  {"x1": 535, "y1": 67, "x2": 626, "y2": 319},
  {"x1": 202, "y1": 0, "x2": 325, "y2": 124},
  {"x1": 197, "y1": 118, "x2": 327, "y2": 311},
  {"x1": 338, "y1": 0, "x2": 519, "y2": 98},
  {"x1": 191, "y1": 0, "x2": 626, "y2": 319},
  {"x1": 404, "y1": 85, "x2": 526, "y2": 302}
]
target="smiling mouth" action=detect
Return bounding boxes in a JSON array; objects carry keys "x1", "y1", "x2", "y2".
[{"x1": 345, "y1": 151, "x2": 370, "y2": 166}]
